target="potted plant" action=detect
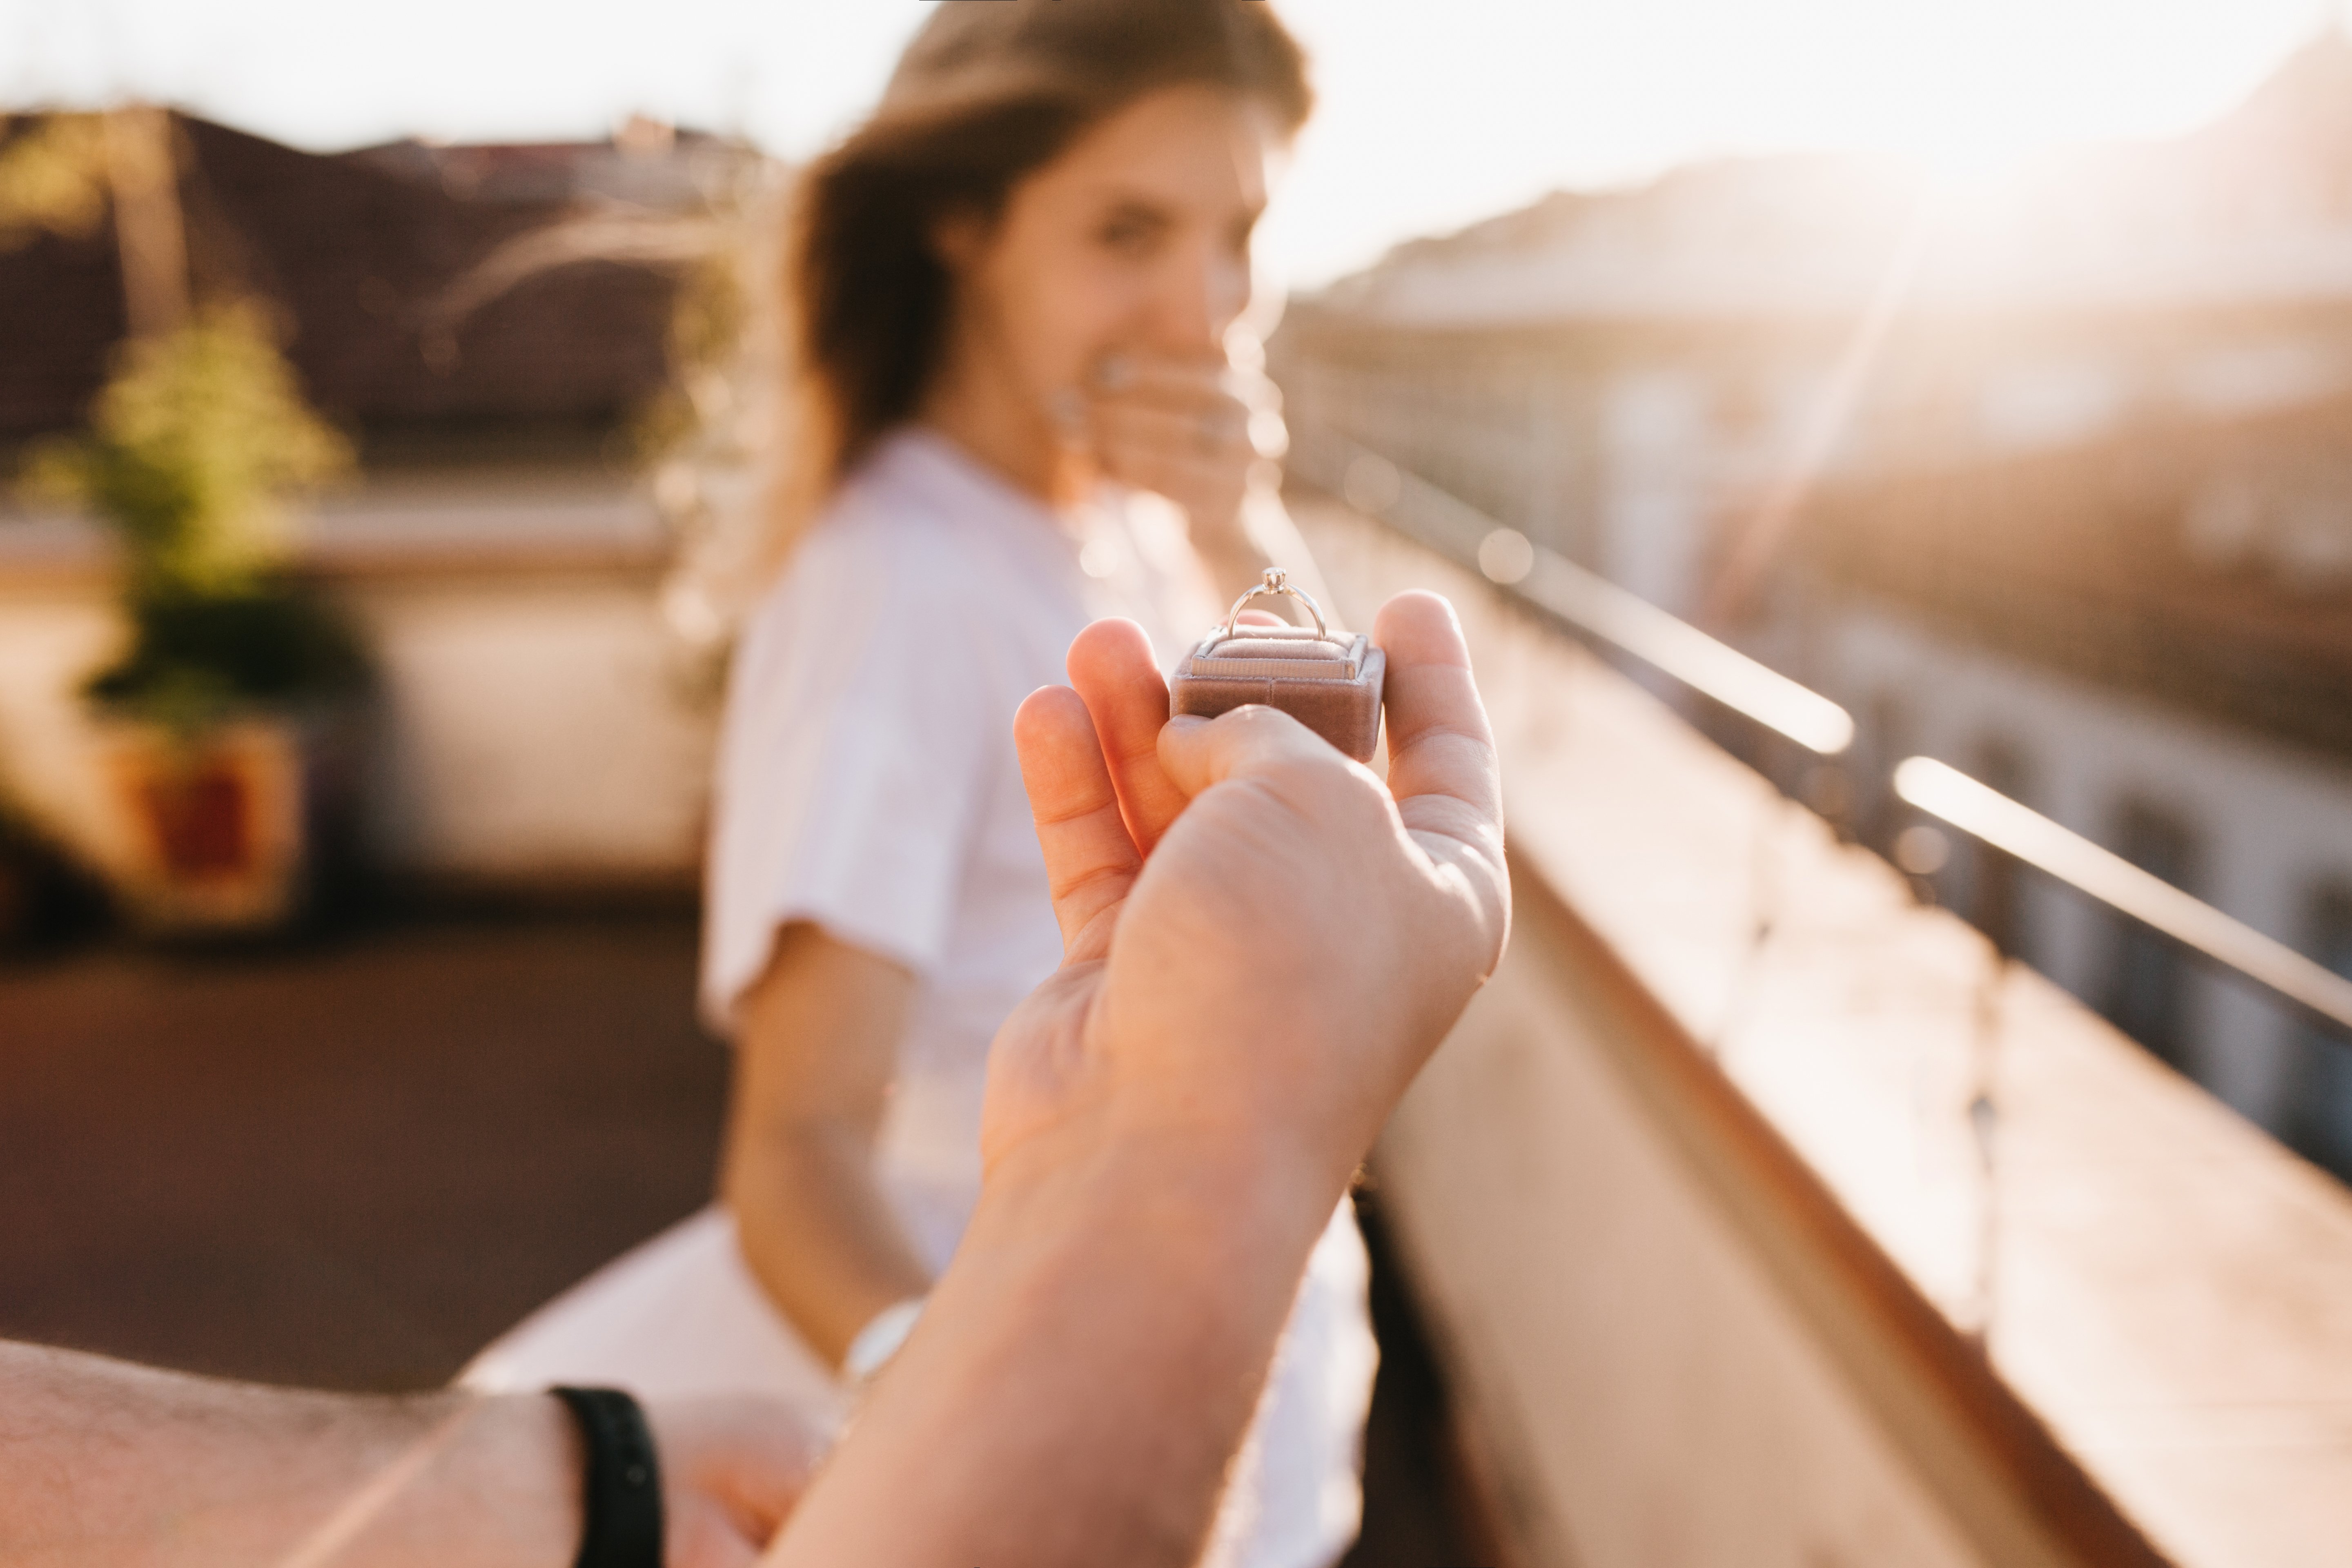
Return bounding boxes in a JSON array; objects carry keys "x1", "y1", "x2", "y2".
[{"x1": 27, "y1": 303, "x2": 372, "y2": 936}]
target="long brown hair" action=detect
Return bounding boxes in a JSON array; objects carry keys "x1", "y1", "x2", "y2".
[{"x1": 766, "y1": 0, "x2": 1313, "y2": 566}]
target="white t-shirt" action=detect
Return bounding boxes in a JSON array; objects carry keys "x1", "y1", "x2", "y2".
[{"x1": 701, "y1": 423, "x2": 1221, "y2": 1265}]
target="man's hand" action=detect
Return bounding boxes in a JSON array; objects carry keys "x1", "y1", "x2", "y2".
[
  {"x1": 994, "y1": 588, "x2": 1509, "y2": 1206},
  {"x1": 648, "y1": 1397, "x2": 828, "y2": 1568},
  {"x1": 765, "y1": 592, "x2": 1503, "y2": 1568}
]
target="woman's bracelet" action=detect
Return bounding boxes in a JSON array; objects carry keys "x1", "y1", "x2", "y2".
[{"x1": 842, "y1": 1296, "x2": 927, "y2": 1388}]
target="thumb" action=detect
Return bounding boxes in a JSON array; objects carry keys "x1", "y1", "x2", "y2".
[{"x1": 1156, "y1": 702, "x2": 1361, "y2": 803}]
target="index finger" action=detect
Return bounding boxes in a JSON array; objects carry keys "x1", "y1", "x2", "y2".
[
  {"x1": 1065, "y1": 619, "x2": 1188, "y2": 856},
  {"x1": 1014, "y1": 684, "x2": 1143, "y2": 962}
]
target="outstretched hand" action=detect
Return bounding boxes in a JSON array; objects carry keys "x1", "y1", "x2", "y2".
[
  {"x1": 991, "y1": 590, "x2": 1509, "y2": 1196},
  {"x1": 764, "y1": 593, "x2": 1507, "y2": 1568}
]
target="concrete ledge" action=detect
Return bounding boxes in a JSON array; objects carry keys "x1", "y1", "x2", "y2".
[
  {"x1": 1296, "y1": 491, "x2": 2352, "y2": 1568},
  {"x1": 0, "y1": 481, "x2": 671, "y2": 588},
  {"x1": 0, "y1": 490, "x2": 715, "y2": 889}
]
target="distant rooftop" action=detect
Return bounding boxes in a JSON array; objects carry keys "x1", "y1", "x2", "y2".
[
  {"x1": 0, "y1": 112, "x2": 758, "y2": 464},
  {"x1": 1312, "y1": 31, "x2": 2352, "y2": 327},
  {"x1": 347, "y1": 114, "x2": 737, "y2": 211},
  {"x1": 1791, "y1": 388, "x2": 2352, "y2": 763}
]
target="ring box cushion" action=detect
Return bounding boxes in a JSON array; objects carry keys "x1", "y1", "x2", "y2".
[{"x1": 1169, "y1": 626, "x2": 1386, "y2": 761}]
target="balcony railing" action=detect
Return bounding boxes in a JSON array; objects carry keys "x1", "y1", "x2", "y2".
[
  {"x1": 1299, "y1": 424, "x2": 2352, "y2": 1060},
  {"x1": 1895, "y1": 756, "x2": 2352, "y2": 1045},
  {"x1": 1305, "y1": 435, "x2": 1855, "y2": 759},
  {"x1": 1286, "y1": 425, "x2": 2352, "y2": 1568}
]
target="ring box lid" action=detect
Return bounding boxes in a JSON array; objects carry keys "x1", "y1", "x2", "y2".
[{"x1": 1182, "y1": 626, "x2": 1366, "y2": 681}]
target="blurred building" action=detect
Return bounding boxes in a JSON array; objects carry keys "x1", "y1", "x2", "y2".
[
  {"x1": 1273, "y1": 29, "x2": 2352, "y2": 1174},
  {"x1": 0, "y1": 112, "x2": 765, "y2": 895},
  {"x1": 1280, "y1": 31, "x2": 2352, "y2": 615},
  {"x1": 1784, "y1": 392, "x2": 2352, "y2": 1174}
]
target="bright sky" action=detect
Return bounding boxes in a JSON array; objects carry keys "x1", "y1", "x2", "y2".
[{"x1": 2, "y1": 0, "x2": 2339, "y2": 286}]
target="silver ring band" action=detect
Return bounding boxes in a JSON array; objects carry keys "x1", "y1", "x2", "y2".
[{"x1": 1215, "y1": 567, "x2": 1330, "y2": 644}]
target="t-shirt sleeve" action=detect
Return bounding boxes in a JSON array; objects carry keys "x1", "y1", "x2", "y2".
[{"x1": 698, "y1": 519, "x2": 1000, "y2": 1034}]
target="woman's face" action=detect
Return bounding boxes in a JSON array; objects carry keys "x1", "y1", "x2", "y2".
[{"x1": 940, "y1": 84, "x2": 1283, "y2": 415}]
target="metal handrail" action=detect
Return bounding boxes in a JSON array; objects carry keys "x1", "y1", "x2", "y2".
[
  {"x1": 1896, "y1": 757, "x2": 2352, "y2": 1041},
  {"x1": 1296, "y1": 431, "x2": 1854, "y2": 756},
  {"x1": 1295, "y1": 423, "x2": 2347, "y2": 1354},
  {"x1": 1297, "y1": 424, "x2": 2352, "y2": 1049}
]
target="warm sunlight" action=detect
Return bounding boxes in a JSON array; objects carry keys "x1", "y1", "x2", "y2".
[
  {"x1": 4, "y1": 0, "x2": 2337, "y2": 284},
  {"x1": 9, "y1": 4, "x2": 2352, "y2": 1564}
]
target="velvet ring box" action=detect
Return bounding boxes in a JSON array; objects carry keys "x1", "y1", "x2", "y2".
[{"x1": 1169, "y1": 621, "x2": 1386, "y2": 762}]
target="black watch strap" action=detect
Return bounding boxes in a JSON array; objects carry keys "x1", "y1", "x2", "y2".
[{"x1": 551, "y1": 1386, "x2": 664, "y2": 1568}]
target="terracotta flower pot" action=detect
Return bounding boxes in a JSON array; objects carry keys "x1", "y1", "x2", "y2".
[{"x1": 94, "y1": 707, "x2": 366, "y2": 937}]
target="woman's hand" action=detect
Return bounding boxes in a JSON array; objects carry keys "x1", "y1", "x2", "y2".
[
  {"x1": 648, "y1": 1396, "x2": 829, "y2": 1568},
  {"x1": 1080, "y1": 351, "x2": 1283, "y2": 551},
  {"x1": 989, "y1": 590, "x2": 1509, "y2": 1197}
]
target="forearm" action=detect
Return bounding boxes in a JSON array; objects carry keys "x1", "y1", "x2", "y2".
[
  {"x1": 0, "y1": 1343, "x2": 577, "y2": 1567},
  {"x1": 726, "y1": 924, "x2": 930, "y2": 1365},
  {"x1": 726, "y1": 1123, "x2": 934, "y2": 1366},
  {"x1": 767, "y1": 1116, "x2": 1338, "y2": 1568}
]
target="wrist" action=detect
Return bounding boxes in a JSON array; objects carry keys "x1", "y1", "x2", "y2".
[
  {"x1": 327, "y1": 1391, "x2": 581, "y2": 1568},
  {"x1": 466, "y1": 1394, "x2": 589, "y2": 1568},
  {"x1": 780, "y1": 1094, "x2": 1341, "y2": 1567},
  {"x1": 980, "y1": 1095, "x2": 1337, "y2": 1285}
]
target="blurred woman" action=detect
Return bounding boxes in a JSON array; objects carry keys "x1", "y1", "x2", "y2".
[{"x1": 462, "y1": 3, "x2": 1372, "y2": 1564}]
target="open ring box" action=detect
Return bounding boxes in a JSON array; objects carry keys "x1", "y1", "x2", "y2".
[{"x1": 1169, "y1": 571, "x2": 1385, "y2": 762}]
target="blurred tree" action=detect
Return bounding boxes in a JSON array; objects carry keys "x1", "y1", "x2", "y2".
[
  {"x1": 424, "y1": 143, "x2": 787, "y2": 666},
  {"x1": 27, "y1": 304, "x2": 350, "y2": 599},
  {"x1": 6, "y1": 108, "x2": 365, "y2": 733},
  {"x1": 0, "y1": 107, "x2": 187, "y2": 335},
  {"x1": 0, "y1": 113, "x2": 111, "y2": 248},
  {"x1": 23, "y1": 303, "x2": 366, "y2": 732}
]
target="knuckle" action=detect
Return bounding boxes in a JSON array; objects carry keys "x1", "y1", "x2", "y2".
[{"x1": 1256, "y1": 744, "x2": 1374, "y2": 815}]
